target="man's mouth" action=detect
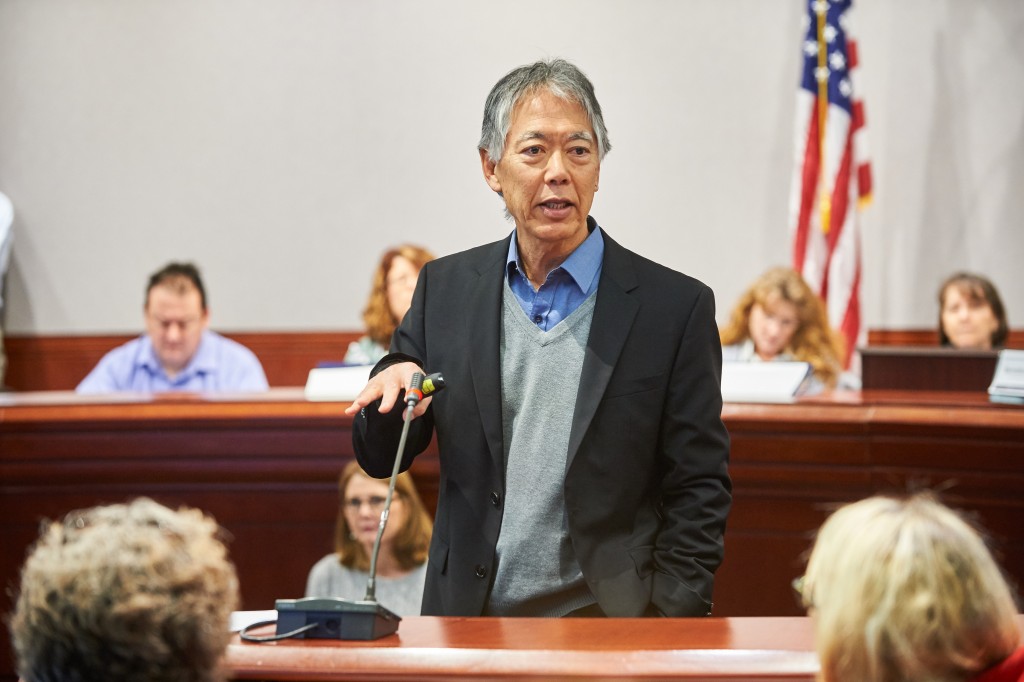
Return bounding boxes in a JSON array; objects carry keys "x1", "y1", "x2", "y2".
[{"x1": 539, "y1": 200, "x2": 572, "y2": 210}]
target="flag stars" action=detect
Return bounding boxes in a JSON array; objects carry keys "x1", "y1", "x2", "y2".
[
  {"x1": 812, "y1": 0, "x2": 830, "y2": 16},
  {"x1": 838, "y1": 78, "x2": 853, "y2": 98},
  {"x1": 829, "y1": 50, "x2": 847, "y2": 71},
  {"x1": 815, "y1": 66, "x2": 831, "y2": 83},
  {"x1": 824, "y1": 24, "x2": 838, "y2": 43},
  {"x1": 804, "y1": 40, "x2": 819, "y2": 57}
]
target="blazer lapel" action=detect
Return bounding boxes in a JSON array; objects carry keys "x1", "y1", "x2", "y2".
[
  {"x1": 566, "y1": 233, "x2": 639, "y2": 470},
  {"x1": 465, "y1": 237, "x2": 510, "y2": 476}
]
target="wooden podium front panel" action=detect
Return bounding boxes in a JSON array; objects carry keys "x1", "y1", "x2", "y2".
[
  {"x1": 2, "y1": 390, "x2": 1023, "y2": 680},
  {"x1": 715, "y1": 394, "x2": 1024, "y2": 617},
  {"x1": 0, "y1": 390, "x2": 436, "y2": 682},
  {"x1": 227, "y1": 616, "x2": 819, "y2": 681}
]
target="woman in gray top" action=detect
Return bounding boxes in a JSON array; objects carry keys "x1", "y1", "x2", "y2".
[{"x1": 305, "y1": 461, "x2": 433, "y2": 616}]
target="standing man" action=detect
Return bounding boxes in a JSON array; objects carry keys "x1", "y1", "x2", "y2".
[
  {"x1": 77, "y1": 262, "x2": 268, "y2": 393},
  {"x1": 346, "y1": 59, "x2": 730, "y2": 618}
]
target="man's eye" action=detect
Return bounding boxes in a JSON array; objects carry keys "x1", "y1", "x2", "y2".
[
  {"x1": 524, "y1": 146, "x2": 542, "y2": 155},
  {"x1": 569, "y1": 146, "x2": 589, "y2": 155}
]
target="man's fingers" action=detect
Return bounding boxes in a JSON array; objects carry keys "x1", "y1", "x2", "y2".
[{"x1": 343, "y1": 362, "x2": 426, "y2": 416}]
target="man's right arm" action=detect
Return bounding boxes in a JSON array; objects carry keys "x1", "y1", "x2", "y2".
[{"x1": 347, "y1": 355, "x2": 436, "y2": 479}]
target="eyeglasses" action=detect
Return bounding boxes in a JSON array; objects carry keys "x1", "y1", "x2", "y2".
[{"x1": 343, "y1": 495, "x2": 395, "y2": 513}]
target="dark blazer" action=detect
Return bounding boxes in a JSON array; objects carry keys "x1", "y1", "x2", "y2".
[{"x1": 354, "y1": 226, "x2": 731, "y2": 617}]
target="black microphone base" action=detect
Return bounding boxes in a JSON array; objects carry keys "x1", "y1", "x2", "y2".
[{"x1": 275, "y1": 597, "x2": 401, "y2": 640}]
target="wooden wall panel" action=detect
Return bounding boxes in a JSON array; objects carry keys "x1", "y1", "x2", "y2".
[
  {"x1": 2, "y1": 331, "x2": 363, "y2": 391},
  {"x1": 5, "y1": 328, "x2": 1023, "y2": 393}
]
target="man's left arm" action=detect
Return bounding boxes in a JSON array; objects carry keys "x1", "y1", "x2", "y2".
[
  {"x1": 651, "y1": 283, "x2": 732, "y2": 617},
  {"x1": 223, "y1": 341, "x2": 269, "y2": 391}
]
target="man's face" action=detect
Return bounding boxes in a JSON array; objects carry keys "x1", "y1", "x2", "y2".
[
  {"x1": 481, "y1": 89, "x2": 600, "y2": 252},
  {"x1": 144, "y1": 284, "x2": 209, "y2": 376}
]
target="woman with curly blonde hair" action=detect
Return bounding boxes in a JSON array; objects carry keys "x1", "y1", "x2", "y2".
[
  {"x1": 798, "y1": 494, "x2": 1023, "y2": 682},
  {"x1": 720, "y1": 266, "x2": 844, "y2": 391},
  {"x1": 345, "y1": 244, "x2": 435, "y2": 365}
]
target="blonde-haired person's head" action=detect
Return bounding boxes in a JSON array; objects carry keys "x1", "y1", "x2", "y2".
[
  {"x1": 10, "y1": 498, "x2": 239, "y2": 682},
  {"x1": 801, "y1": 494, "x2": 1021, "y2": 682},
  {"x1": 720, "y1": 266, "x2": 844, "y2": 387}
]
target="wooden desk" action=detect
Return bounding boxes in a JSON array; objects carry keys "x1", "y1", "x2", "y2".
[
  {"x1": 2, "y1": 389, "x2": 1023, "y2": 679},
  {"x1": 860, "y1": 345, "x2": 999, "y2": 391},
  {"x1": 227, "y1": 616, "x2": 819, "y2": 681},
  {"x1": 717, "y1": 389, "x2": 1024, "y2": 616}
]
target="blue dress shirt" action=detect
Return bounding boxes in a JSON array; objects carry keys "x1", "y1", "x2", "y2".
[
  {"x1": 76, "y1": 330, "x2": 269, "y2": 393},
  {"x1": 505, "y1": 220, "x2": 604, "y2": 332}
]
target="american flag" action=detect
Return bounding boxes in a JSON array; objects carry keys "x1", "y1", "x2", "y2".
[{"x1": 789, "y1": 0, "x2": 872, "y2": 370}]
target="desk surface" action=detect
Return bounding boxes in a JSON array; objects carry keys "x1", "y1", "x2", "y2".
[{"x1": 227, "y1": 616, "x2": 819, "y2": 681}]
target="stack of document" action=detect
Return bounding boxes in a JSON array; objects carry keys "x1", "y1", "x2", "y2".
[
  {"x1": 720, "y1": 362, "x2": 811, "y2": 403},
  {"x1": 304, "y1": 365, "x2": 372, "y2": 401},
  {"x1": 988, "y1": 350, "x2": 1024, "y2": 404}
]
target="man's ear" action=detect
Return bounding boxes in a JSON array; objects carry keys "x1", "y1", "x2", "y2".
[{"x1": 480, "y1": 148, "x2": 502, "y2": 194}]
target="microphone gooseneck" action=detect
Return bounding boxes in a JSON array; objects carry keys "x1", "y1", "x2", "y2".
[{"x1": 363, "y1": 371, "x2": 444, "y2": 603}]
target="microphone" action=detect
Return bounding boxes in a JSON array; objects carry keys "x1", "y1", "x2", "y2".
[
  {"x1": 261, "y1": 368, "x2": 447, "y2": 642},
  {"x1": 422, "y1": 372, "x2": 446, "y2": 397},
  {"x1": 404, "y1": 372, "x2": 445, "y2": 407}
]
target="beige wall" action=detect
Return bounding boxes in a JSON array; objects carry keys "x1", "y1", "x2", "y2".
[{"x1": 0, "y1": 0, "x2": 1021, "y2": 334}]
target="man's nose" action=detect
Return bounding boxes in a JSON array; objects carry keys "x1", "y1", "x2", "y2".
[
  {"x1": 166, "y1": 324, "x2": 183, "y2": 341},
  {"x1": 544, "y1": 151, "x2": 570, "y2": 184}
]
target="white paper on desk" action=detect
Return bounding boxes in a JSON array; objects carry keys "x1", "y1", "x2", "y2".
[
  {"x1": 988, "y1": 349, "x2": 1024, "y2": 399},
  {"x1": 304, "y1": 366, "x2": 372, "y2": 401},
  {"x1": 229, "y1": 609, "x2": 277, "y2": 632},
  {"x1": 721, "y1": 362, "x2": 811, "y2": 403}
]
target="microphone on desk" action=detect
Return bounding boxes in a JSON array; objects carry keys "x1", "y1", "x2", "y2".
[{"x1": 252, "y1": 370, "x2": 447, "y2": 643}]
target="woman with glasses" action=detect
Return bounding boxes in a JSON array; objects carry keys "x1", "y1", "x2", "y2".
[
  {"x1": 344, "y1": 244, "x2": 435, "y2": 365},
  {"x1": 305, "y1": 460, "x2": 433, "y2": 615},
  {"x1": 798, "y1": 494, "x2": 1023, "y2": 682}
]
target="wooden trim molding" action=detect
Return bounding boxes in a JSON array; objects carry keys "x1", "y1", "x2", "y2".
[
  {"x1": 867, "y1": 328, "x2": 1024, "y2": 348},
  {"x1": 4, "y1": 328, "x2": 1022, "y2": 392},
  {"x1": 2, "y1": 331, "x2": 363, "y2": 391}
]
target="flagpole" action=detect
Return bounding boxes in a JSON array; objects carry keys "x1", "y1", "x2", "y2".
[{"x1": 815, "y1": 1, "x2": 831, "y2": 236}]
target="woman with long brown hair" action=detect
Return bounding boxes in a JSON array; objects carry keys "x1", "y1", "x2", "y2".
[
  {"x1": 345, "y1": 244, "x2": 435, "y2": 364},
  {"x1": 305, "y1": 461, "x2": 433, "y2": 615}
]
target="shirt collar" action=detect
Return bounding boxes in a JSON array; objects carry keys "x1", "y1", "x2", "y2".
[
  {"x1": 505, "y1": 216, "x2": 604, "y2": 294},
  {"x1": 137, "y1": 330, "x2": 215, "y2": 379}
]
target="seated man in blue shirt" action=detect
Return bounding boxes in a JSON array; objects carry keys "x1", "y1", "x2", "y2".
[{"x1": 77, "y1": 262, "x2": 268, "y2": 394}]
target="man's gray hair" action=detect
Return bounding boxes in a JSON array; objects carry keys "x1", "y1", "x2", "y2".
[{"x1": 479, "y1": 59, "x2": 612, "y2": 164}]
